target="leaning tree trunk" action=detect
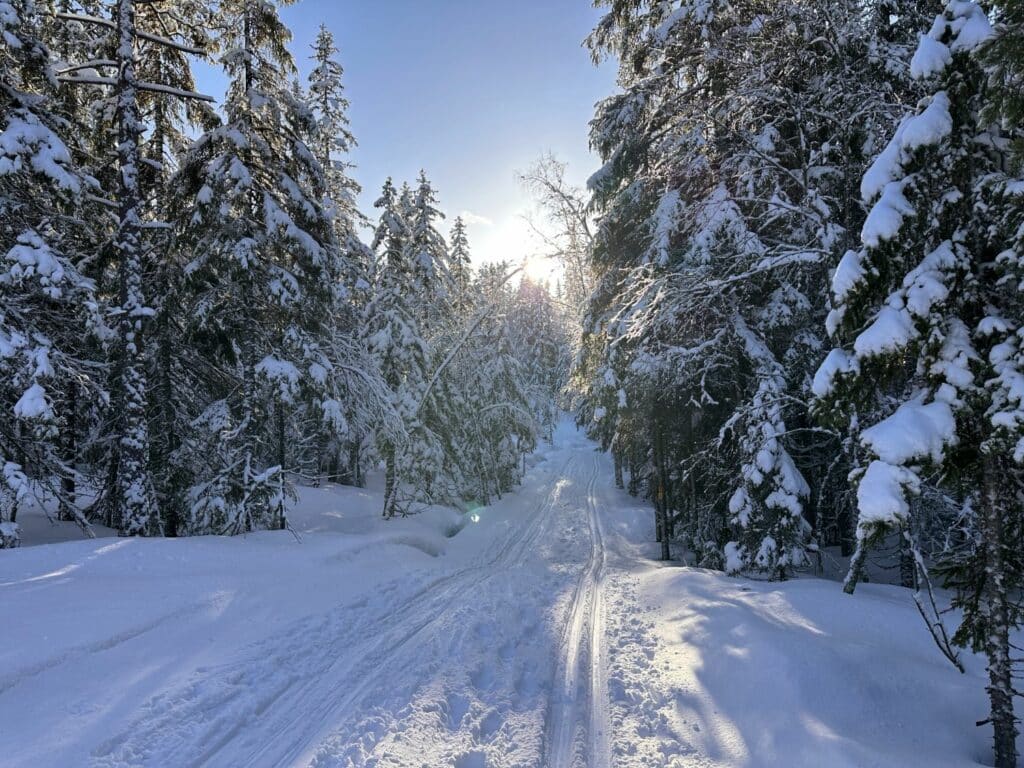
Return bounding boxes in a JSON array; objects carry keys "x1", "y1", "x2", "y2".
[{"x1": 982, "y1": 460, "x2": 1018, "y2": 768}]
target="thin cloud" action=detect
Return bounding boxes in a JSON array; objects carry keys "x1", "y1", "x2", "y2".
[{"x1": 458, "y1": 210, "x2": 494, "y2": 227}]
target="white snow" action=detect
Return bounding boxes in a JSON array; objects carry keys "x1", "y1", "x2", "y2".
[
  {"x1": 0, "y1": 419, "x2": 1014, "y2": 767},
  {"x1": 616, "y1": 566, "x2": 1002, "y2": 768},
  {"x1": 812, "y1": 348, "x2": 855, "y2": 398},
  {"x1": 830, "y1": 249, "x2": 866, "y2": 305},
  {"x1": 859, "y1": 92, "x2": 952, "y2": 246},
  {"x1": 857, "y1": 460, "x2": 919, "y2": 530},
  {"x1": 861, "y1": 397, "x2": 957, "y2": 464},
  {"x1": 947, "y1": 3, "x2": 995, "y2": 53},
  {"x1": 900, "y1": 92, "x2": 953, "y2": 153},
  {"x1": 13, "y1": 382, "x2": 51, "y2": 420},
  {"x1": 862, "y1": 182, "x2": 915, "y2": 247},
  {"x1": 911, "y1": 35, "x2": 952, "y2": 79},
  {"x1": 853, "y1": 304, "x2": 918, "y2": 358},
  {"x1": 913, "y1": 4, "x2": 994, "y2": 82},
  {"x1": 0, "y1": 110, "x2": 80, "y2": 192}
]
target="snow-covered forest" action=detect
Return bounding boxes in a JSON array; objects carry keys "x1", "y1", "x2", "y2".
[{"x1": 2, "y1": 0, "x2": 1024, "y2": 766}]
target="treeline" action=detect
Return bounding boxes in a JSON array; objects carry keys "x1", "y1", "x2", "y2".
[
  {"x1": 575, "y1": 1, "x2": 1023, "y2": 764},
  {"x1": 0, "y1": 0, "x2": 568, "y2": 544}
]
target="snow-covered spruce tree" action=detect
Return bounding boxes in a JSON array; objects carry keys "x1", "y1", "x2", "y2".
[
  {"x1": 408, "y1": 171, "x2": 451, "y2": 329},
  {"x1": 134, "y1": 1, "x2": 213, "y2": 536},
  {"x1": 451, "y1": 262, "x2": 539, "y2": 503},
  {"x1": 305, "y1": 23, "x2": 381, "y2": 487},
  {"x1": 171, "y1": 0, "x2": 343, "y2": 534},
  {"x1": 448, "y1": 216, "x2": 473, "y2": 313},
  {"x1": 813, "y1": 4, "x2": 1023, "y2": 764},
  {"x1": 51, "y1": 0, "x2": 216, "y2": 536},
  {"x1": 101, "y1": 0, "x2": 162, "y2": 535},
  {"x1": 364, "y1": 179, "x2": 441, "y2": 517},
  {"x1": 308, "y1": 24, "x2": 360, "y2": 235},
  {"x1": 0, "y1": 0, "x2": 107, "y2": 544},
  {"x1": 579, "y1": 0, "x2": 813, "y2": 570}
]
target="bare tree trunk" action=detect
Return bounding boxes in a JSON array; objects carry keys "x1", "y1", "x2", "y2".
[
  {"x1": 652, "y1": 415, "x2": 671, "y2": 561},
  {"x1": 383, "y1": 446, "x2": 397, "y2": 518},
  {"x1": 350, "y1": 440, "x2": 363, "y2": 488},
  {"x1": 59, "y1": 381, "x2": 77, "y2": 521},
  {"x1": 899, "y1": 532, "x2": 916, "y2": 589},
  {"x1": 276, "y1": 405, "x2": 286, "y2": 477},
  {"x1": 628, "y1": 449, "x2": 640, "y2": 496},
  {"x1": 110, "y1": 0, "x2": 159, "y2": 536},
  {"x1": 655, "y1": 490, "x2": 670, "y2": 561},
  {"x1": 839, "y1": 505, "x2": 856, "y2": 557},
  {"x1": 982, "y1": 460, "x2": 1019, "y2": 768},
  {"x1": 613, "y1": 450, "x2": 624, "y2": 490}
]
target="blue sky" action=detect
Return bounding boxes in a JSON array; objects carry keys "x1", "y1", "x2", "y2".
[{"x1": 197, "y1": 0, "x2": 615, "y2": 274}]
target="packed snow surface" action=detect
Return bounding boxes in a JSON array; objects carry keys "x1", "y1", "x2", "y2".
[{"x1": 0, "y1": 419, "x2": 1010, "y2": 767}]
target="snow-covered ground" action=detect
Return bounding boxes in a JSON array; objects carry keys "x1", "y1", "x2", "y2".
[{"x1": 0, "y1": 419, "x2": 1008, "y2": 767}]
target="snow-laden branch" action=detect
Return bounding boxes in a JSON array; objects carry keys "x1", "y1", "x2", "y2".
[
  {"x1": 58, "y1": 74, "x2": 214, "y2": 102},
  {"x1": 55, "y1": 12, "x2": 207, "y2": 55}
]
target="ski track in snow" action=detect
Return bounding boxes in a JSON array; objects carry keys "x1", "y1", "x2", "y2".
[{"x1": 544, "y1": 453, "x2": 610, "y2": 768}]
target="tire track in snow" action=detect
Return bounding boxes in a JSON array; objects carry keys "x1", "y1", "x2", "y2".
[{"x1": 275, "y1": 455, "x2": 578, "y2": 768}]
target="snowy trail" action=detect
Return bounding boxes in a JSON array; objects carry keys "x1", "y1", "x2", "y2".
[
  {"x1": 3, "y1": 419, "x2": 999, "y2": 768},
  {"x1": 545, "y1": 453, "x2": 610, "y2": 768},
  {"x1": 0, "y1": 420, "x2": 635, "y2": 768},
  {"x1": 303, "y1": 431, "x2": 622, "y2": 768}
]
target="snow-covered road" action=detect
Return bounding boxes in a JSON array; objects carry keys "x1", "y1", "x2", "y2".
[{"x1": 0, "y1": 420, "x2": 1004, "y2": 767}]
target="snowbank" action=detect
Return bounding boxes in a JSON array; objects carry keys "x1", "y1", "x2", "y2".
[{"x1": 609, "y1": 565, "x2": 1007, "y2": 768}]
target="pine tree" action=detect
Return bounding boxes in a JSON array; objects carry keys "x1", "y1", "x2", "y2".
[
  {"x1": 305, "y1": 23, "x2": 378, "y2": 487},
  {"x1": 134, "y1": 1, "x2": 213, "y2": 537},
  {"x1": 814, "y1": 4, "x2": 1024, "y2": 764},
  {"x1": 408, "y1": 171, "x2": 450, "y2": 329},
  {"x1": 102, "y1": 0, "x2": 163, "y2": 536},
  {"x1": 308, "y1": 24, "x2": 360, "y2": 228},
  {"x1": 49, "y1": 0, "x2": 216, "y2": 536},
  {"x1": 579, "y1": 0, "x2": 936, "y2": 573}
]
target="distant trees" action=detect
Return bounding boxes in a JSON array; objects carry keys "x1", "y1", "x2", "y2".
[{"x1": 366, "y1": 175, "x2": 565, "y2": 516}]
